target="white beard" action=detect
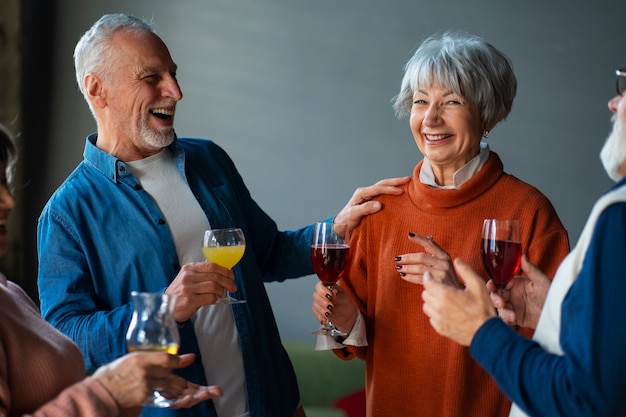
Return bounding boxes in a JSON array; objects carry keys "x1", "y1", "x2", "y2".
[{"x1": 600, "y1": 114, "x2": 626, "y2": 182}]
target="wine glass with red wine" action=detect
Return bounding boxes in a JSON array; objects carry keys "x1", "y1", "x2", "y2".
[
  {"x1": 480, "y1": 219, "x2": 522, "y2": 295},
  {"x1": 310, "y1": 221, "x2": 350, "y2": 337}
]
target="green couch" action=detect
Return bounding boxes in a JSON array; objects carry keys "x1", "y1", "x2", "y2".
[{"x1": 284, "y1": 341, "x2": 366, "y2": 417}]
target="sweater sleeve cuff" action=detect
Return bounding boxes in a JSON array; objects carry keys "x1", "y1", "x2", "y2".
[{"x1": 469, "y1": 317, "x2": 517, "y2": 368}]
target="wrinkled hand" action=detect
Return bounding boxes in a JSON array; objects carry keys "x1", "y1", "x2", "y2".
[
  {"x1": 334, "y1": 177, "x2": 410, "y2": 233},
  {"x1": 487, "y1": 255, "x2": 551, "y2": 329},
  {"x1": 166, "y1": 262, "x2": 237, "y2": 322},
  {"x1": 311, "y1": 281, "x2": 358, "y2": 334},
  {"x1": 94, "y1": 352, "x2": 222, "y2": 409},
  {"x1": 396, "y1": 233, "x2": 463, "y2": 288},
  {"x1": 422, "y1": 259, "x2": 497, "y2": 346}
]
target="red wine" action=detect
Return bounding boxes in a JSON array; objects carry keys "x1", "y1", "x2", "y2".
[
  {"x1": 310, "y1": 244, "x2": 349, "y2": 286},
  {"x1": 481, "y1": 238, "x2": 522, "y2": 289}
]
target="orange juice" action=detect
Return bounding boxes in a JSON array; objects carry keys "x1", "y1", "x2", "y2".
[{"x1": 202, "y1": 245, "x2": 245, "y2": 269}]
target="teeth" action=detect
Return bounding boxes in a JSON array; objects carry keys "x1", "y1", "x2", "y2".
[
  {"x1": 151, "y1": 108, "x2": 174, "y2": 116},
  {"x1": 425, "y1": 134, "x2": 448, "y2": 141}
]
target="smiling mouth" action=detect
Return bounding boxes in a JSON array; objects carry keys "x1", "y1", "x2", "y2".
[
  {"x1": 425, "y1": 133, "x2": 451, "y2": 141},
  {"x1": 150, "y1": 108, "x2": 174, "y2": 120}
]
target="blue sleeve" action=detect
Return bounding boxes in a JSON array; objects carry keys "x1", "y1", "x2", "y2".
[{"x1": 471, "y1": 203, "x2": 626, "y2": 417}]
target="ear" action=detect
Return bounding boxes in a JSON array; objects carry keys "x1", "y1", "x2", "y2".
[{"x1": 84, "y1": 73, "x2": 107, "y2": 109}]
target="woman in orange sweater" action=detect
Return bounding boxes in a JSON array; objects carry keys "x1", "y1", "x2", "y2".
[
  {"x1": 311, "y1": 31, "x2": 571, "y2": 417},
  {"x1": 0, "y1": 123, "x2": 222, "y2": 417}
]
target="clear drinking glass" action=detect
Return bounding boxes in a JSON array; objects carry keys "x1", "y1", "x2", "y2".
[
  {"x1": 202, "y1": 228, "x2": 246, "y2": 304},
  {"x1": 126, "y1": 291, "x2": 180, "y2": 408},
  {"x1": 480, "y1": 219, "x2": 522, "y2": 295},
  {"x1": 310, "y1": 221, "x2": 350, "y2": 337}
]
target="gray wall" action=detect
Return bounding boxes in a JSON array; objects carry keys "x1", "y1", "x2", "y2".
[{"x1": 48, "y1": 0, "x2": 625, "y2": 341}]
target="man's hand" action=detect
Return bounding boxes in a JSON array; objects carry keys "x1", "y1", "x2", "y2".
[
  {"x1": 487, "y1": 255, "x2": 551, "y2": 329},
  {"x1": 422, "y1": 259, "x2": 497, "y2": 346},
  {"x1": 165, "y1": 262, "x2": 237, "y2": 322},
  {"x1": 334, "y1": 177, "x2": 410, "y2": 232}
]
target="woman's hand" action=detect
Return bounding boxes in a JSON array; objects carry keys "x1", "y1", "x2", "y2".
[
  {"x1": 93, "y1": 352, "x2": 222, "y2": 409},
  {"x1": 396, "y1": 233, "x2": 464, "y2": 288},
  {"x1": 311, "y1": 281, "x2": 358, "y2": 334}
]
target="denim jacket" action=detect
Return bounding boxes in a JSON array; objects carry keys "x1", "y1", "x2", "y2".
[{"x1": 37, "y1": 134, "x2": 316, "y2": 417}]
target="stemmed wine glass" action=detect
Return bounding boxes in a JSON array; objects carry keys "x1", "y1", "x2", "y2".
[
  {"x1": 310, "y1": 221, "x2": 350, "y2": 337},
  {"x1": 480, "y1": 219, "x2": 522, "y2": 295},
  {"x1": 126, "y1": 291, "x2": 180, "y2": 408},
  {"x1": 202, "y1": 228, "x2": 246, "y2": 304}
]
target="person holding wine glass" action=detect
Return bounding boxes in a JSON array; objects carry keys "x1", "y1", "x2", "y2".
[
  {"x1": 36, "y1": 13, "x2": 409, "y2": 417},
  {"x1": 0, "y1": 123, "x2": 223, "y2": 416},
  {"x1": 481, "y1": 219, "x2": 522, "y2": 295},
  {"x1": 421, "y1": 68, "x2": 626, "y2": 417},
  {"x1": 311, "y1": 31, "x2": 570, "y2": 417},
  {"x1": 309, "y1": 221, "x2": 350, "y2": 337}
]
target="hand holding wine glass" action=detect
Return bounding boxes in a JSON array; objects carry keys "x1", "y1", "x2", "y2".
[
  {"x1": 126, "y1": 291, "x2": 180, "y2": 408},
  {"x1": 310, "y1": 221, "x2": 350, "y2": 337},
  {"x1": 202, "y1": 228, "x2": 246, "y2": 304},
  {"x1": 480, "y1": 219, "x2": 522, "y2": 295}
]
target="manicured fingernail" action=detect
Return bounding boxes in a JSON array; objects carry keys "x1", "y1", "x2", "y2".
[
  {"x1": 395, "y1": 265, "x2": 402, "y2": 270},
  {"x1": 325, "y1": 294, "x2": 332, "y2": 300},
  {"x1": 408, "y1": 232, "x2": 416, "y2": 237},
  {"x1": 399, "y1": 272, "x2": 406, "y2": 277},
  {"x1": 324, "y1": 312, "x2": 330, "y2": 318},
  {"x1": 327, "y1": 305, "x2": 333, "y2": 311},
  {"x1": 394, "y1": 256, "x2": 401, "y2": 261}
]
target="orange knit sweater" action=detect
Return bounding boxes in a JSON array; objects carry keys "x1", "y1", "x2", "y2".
[
  {"x1": 0, "y1": 273, "x2": 123, "y2": 417},
  {"x1": 338, "y1": 152, "x2": 570, "y2": 417}
]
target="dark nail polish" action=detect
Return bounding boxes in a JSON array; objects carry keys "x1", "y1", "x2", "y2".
[
  {"x1": 324, "y1": 312, "x2": 330, "y2": 318},
  {"x1": 408, "y1": 232, "x2": 416, "y2": 237},
  {"x1": 395, "y1": 265, "x2": 402, "y2": 270},
  {"x1": 327, "y1": 305, "x2": 333, "y2": 311},
  {"x1": 394, "y1": 256, "x2": 401, "y2": 261},
  {"x1": 325, "y1": 293, "x2": 332, "y2": 300},
  {"x1": 400, "y1": 272, "x2": 406, "y2": 277}
]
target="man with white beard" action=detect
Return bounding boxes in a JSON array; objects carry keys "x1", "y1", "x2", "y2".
[{"x1": 420, "y1": 68, "x2": 626, "y2": 417}]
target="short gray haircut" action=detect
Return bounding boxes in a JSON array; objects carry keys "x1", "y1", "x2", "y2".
[
  {"x1": 392, "y1": 31, "x2": 517, "y2": 129},
  {"x1": 73, "y1": 13, "x2": 156, "y2": 114}
]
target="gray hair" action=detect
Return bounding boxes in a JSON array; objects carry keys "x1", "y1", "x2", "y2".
[
  {"x1": 392, "y1": 31, "x2": 517, "y2": 129},
  {"x1": 73, "y1": 13, "x2": 156, "y2": 114}
]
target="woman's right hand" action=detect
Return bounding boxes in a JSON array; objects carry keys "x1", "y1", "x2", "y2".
[
  {"x1": 396, "y1": 233, "x2": 464, "y2": 289},
  {"x1": 311, "y1": 281, "x2": 358, "y2": 335},
  {"x1": 93, "y1": 352, "x2": 222, "y2": 409}
]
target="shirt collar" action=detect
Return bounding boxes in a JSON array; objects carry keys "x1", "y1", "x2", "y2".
[
  {"x1": 420, "y1": 142, "x2": 490, "y2": 189},
  {"x1": 83, "y1": 133, "x2": 183, "y2": 183}
]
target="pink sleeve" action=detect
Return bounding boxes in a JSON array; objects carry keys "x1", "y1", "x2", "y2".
[{"x1": 20, "y1": 377, "x2": 127, "y2": 417}]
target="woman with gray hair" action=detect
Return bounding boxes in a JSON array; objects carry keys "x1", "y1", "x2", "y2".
[{"x1": 311, "y1": 31, "x2": 570, "y2": 417}]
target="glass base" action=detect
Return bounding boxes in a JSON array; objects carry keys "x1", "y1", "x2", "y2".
[
  {"x1": 145, "y1": 391, "x2": 174, "y2": 408},
  {"x1": 215, "y1": 296, "x2": 246, "y2": 305},
  {"x1": 311, "y1": 323, "x2": 347, "y2": 337}
]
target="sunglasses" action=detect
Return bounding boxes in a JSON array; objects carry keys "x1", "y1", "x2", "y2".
[{"x1": 617, "y1": 69, "x2": 626, "y2": 96}]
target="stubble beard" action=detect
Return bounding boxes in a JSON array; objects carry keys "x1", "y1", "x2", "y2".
[{"x1": 138, "y1": 118, "x2": 175, "y2": 151}]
